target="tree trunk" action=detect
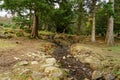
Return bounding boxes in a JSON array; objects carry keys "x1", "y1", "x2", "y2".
[
  {"x1": 91, "y1": 0, "x2": 96, "y2": 42},
  {"x1": 105, "y1": 0, "x2": 114, "y2": 46},
  {"x1": 31, "y1": 10, "x2": 39, "y2": 38},
  {"x1": 45, "y1": 23, "x2": 48, "y2": 31}
]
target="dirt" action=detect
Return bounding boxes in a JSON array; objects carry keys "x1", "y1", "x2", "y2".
[
  {"x1": 0, "y1": 38, "x2": 41, "y2": 73},
  {"x1": 52, "y1": 46, "x2": 93, "y2": 80},
  {"x1": 0, "y1": 37, "x2": 120, "y2": 80}
]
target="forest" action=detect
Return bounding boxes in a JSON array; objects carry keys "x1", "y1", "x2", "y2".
[{"x1": 0, "y1": 0, "x2": 120, "y2": 80}]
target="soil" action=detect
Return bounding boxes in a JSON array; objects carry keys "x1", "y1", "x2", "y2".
[
  {"x1": 52, "y1": 46, "x2": 93, "y2": 80},
  {"x1": 0, "y1": 38, "x2": 41, "y2": 73},
  {"x1": 0, "y1": 37, "x2": 120, "y2": 80}
]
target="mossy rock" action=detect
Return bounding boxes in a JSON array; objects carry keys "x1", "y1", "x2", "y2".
[
  {"x1": 16, "y1": 31, "x2": 24, "y2": 37},
  {"x1": 24, "y1": 29, "x2": 31, "y2": 33}
]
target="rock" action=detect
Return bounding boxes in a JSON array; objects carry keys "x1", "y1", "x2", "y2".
[
  {"x1": 84, "y1": 78, "x2": 90, "y2": 80},
  {"x1": 104, "y1": 74, "x2": 116, "y2": 80},
  {"x1": 44, "y1": 66, "x2": 63, "y2": 78},
  {"x1": 14, "y1": 57, "x2": 20, "y2": 60},
  {"x1": 32, "y1": 71, "x2": 44, "y2": 80},
  {"x1": 63, "y1": 56, "x2": 66, "y2": 59},
  {"x1": 67, "y1": 55, "x2": 71, "y2": 58},
  {"x1": 41, "y1": 77, "x2": 50, "y2": 80},
  {"x1": 45, "y1": 58, "x2": 56, "y2": 65},
  {"x1": 19, "y1": 69, "x2": 31, "y2": 75},
  {"x1": 19, "y1": 61, "x2": 29, "y2": 66},
  {"x1": 31, "y1": 61, "x2": 38, "y2": 65},
  {"x1": 1, "y1": 77, "x2": 11, "y2": 80},
  {"x1": 41, "y1": 64, "x2": 54, "y2": 68},
  {"x1": 92, "y1": 71, "x2": 103, "y2": 80}
]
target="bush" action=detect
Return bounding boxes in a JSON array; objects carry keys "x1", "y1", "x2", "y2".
[
  {"x1": 3, "y1": 23, "x2": 12, "y2": 28},
  {"x1": 24, "y1": 29, "x2": 31, "y2": 33},
  {"x1": 16, "y1": 31, "x2": 24, "y2": 37}
]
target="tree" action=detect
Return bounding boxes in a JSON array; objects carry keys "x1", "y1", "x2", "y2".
[
  {"x1": 1, "y1": 0, "x2": 53, "y2": 38},
  {"x1": 91, "y1": 0, "x2": 97, "y2": 42},
  {"x1": 74, "y1": 0, "x2": 86, "y2": 35},
  {"x1": 105, "y1": 0, "x2": 114, "y2": 46},
  {"x1": 85, "y1": 0, "x2": 99, "y2": 42},
  {"x1": 51, "y1": 0, "x2": 74, "y2": 33},
  {"x1": 114, "y1": 0, "x2": 120, "y2": 36}
]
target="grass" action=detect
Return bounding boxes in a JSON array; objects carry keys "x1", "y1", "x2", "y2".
[
  {"x1": 0, "y1": 40, "x2": 16, "y2": 49},
  {"x1": 39, "y1": 31, "x2": 54, "y2": 35},
  {"x1": 105, "y1": 44, "x2": 120, "y2": 54}
]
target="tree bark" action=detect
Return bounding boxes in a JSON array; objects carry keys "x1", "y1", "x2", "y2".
[
  {"x1": 105, "y1": 0, "x2": 114, "y2": 46},
  {"x1": 91, "y1": 0, "x2": 96, "y2": 42},
  {"x1": 31, "y1": 9, "x2": 39, "y2": 38}
]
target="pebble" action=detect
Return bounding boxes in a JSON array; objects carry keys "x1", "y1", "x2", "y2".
[
  {"x1": 45, "y1": 58, "x2": 56, "y2": 65},
  {"x1": 63, "y1": 56, "x2": 66, "y2": 59},
  {"x1": 19, "y1": 69, "x2": 31, "y2": 75},
  {"x1": 105, "y1": 74, "x2": 116, "y2": 80},
  {"x1": 31, "y1": 61, "x2": 38, "y2": 65},
  {"x1": 19, "y1": 61, "x2": 29, "y2": 66}
]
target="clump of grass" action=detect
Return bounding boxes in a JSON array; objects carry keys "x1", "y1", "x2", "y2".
[
  {"x1": 39, "y1": 31, "x2": 54, "y2": 35},
  {"x1": 0, "y1": 40, "x2": 16, "y2": 49},
  {"x1": 105, "y1": 44, "x2": 120, "y2": 53}
]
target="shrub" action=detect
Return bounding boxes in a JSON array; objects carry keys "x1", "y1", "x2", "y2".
[{"x1": 16, "y1": 31, "x2": 24, "y2": 37}]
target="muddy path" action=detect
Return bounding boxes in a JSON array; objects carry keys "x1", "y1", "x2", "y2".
[{"x1": 52, "y1": 45, "x2": 93, "y2": 80}]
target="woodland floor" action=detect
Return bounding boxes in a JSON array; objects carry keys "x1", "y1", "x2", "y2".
[{"x1": 0, "y1": 36, "x2": 120, "y2": 80}]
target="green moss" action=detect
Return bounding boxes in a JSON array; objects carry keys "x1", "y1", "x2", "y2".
[
  {"x1": 0, "y1": 40, "x2": 16, "y2": 49},
  {"x1": 39, "y1": 31, "x2": 54, "y2": 35},
  {"x1": 16, "y1": 32, "x2": 24, "y2": 37},
  {"x1": 105, "y1": 44, "x2": 120, "y2": 54}
]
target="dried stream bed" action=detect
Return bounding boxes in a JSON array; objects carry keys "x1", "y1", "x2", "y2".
[{"x1": 52, "y1": 46, "x2": 93, "y2": 80}]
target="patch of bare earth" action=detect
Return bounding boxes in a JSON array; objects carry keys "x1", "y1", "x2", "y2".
[{"x1": 0, "y1": 38, "x2": 41, "y2": 73}]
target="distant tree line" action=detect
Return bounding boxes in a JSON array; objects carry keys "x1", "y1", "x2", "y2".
[{"x1": 0, "y1": 0, "x2": 119, "y2": 46}]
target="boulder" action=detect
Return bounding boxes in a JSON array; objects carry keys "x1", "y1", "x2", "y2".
[
  {"x1": 19, "y1": 61, "x2": 29, "y2": 66},
  {"x1": 92, "y1": 70, "x2": 103, "y2": 80},
  {"x1": 104, "y1": 74, "x2": 116, "y2": 80},
  {"x1": 45, "y1": 58, "x2": 56, "y2": 65},
  {"x1": 44, "y1": 66, "x2": 63, "y2": 78},
  {"x1": 32, "y1": 71, "x2": 44, "y2": 80}
]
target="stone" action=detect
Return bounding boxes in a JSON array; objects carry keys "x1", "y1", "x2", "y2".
[
  {"x1": 31, "y1": 61, "x2": 38, "y2": 65},
  {"x1": 92, "y1": 71, "x2": 103, "y2": 80},
  {"x1": 105, "y1": 74, "x2": 116, "y2": 80},
  {"x1": 14, "y1": 57, "x2": 20, "y2": 60},
  {"x1": 19, "y1": 61, "x2": 29, "y2": 66},
  {"x1": 63, "y1": 56, "x2": 66, "y2": 59},
  {"x1": 45, "y1": 58, "x2": 56, "y2": 65},
  {"x1": 67, "y1": 55, "x2": 71, "y2": 58},
  {"x1": 19, "y1": 69, "x2": 31, "y2": 75},
  {"x1": 32, "y1": 71, "x2": 44, "y2": 80},
  {"x1": 84, "y1": 78, "x2": 90, "y2": 80},
  {"x1": 1, "y1": 77, "x2": 11, "y2": 80},
  {"x1": 41, "y1": 64, "x2": 54, "y2": 68},
  {"x1": 44, "y1": 66, "x2": 63, "y2": 78},
  {"x1": 41, "y1": 77, "x2": 50, "y2": 80}
]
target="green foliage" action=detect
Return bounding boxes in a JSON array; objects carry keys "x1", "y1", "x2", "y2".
[
  {"x1": 12, "y1": 16, "x2": 31, "y2": 29},
  {"x1": 50, "y1": 0, "x2": 74, "y2": 33},
  {"x1": 114, "y1": 0, "x2": 120, "y2": 35},
  {"x1": 96, "y1": 8, "x2": 107, "y2": 36},
  {"x1": 16, "y1": 31, "x2": 24, "y2": 37},
  {"x1": 3, "y1": 23, "x2": 11, "y2": 28},
  {"x1": 102, "y1": 2, "x2": 114, "y2": 17}
]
